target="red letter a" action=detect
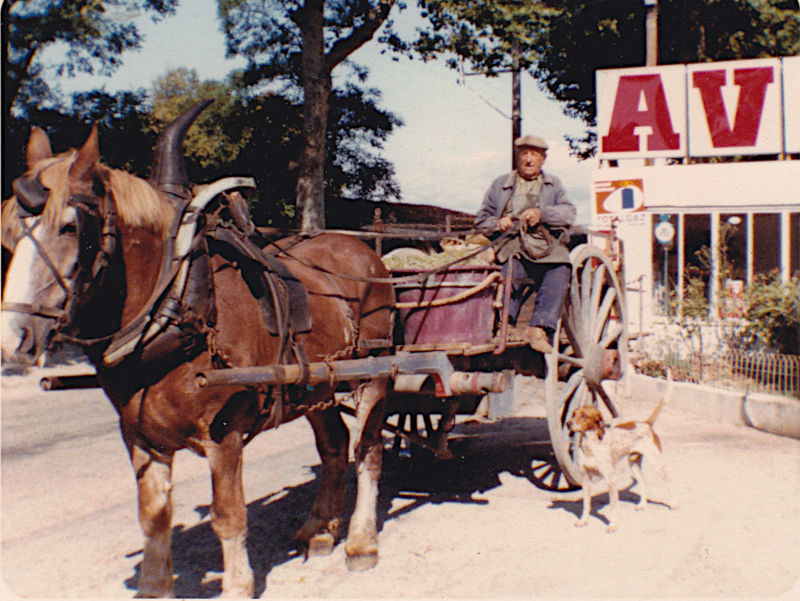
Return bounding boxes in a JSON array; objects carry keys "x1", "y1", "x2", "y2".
[{"x1": 601, "y1": 74, "x2": 680, "y2": 152}]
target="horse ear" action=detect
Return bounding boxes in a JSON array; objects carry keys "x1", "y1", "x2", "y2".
[
  {"x1": 26, "y1": 126, "x2": 52, "y2": 168},
  {"x1": 69, "y1": 125, "x2": 100, "y2": 180}
]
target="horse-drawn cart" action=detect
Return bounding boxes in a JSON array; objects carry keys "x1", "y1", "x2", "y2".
[
  {"x1": 193, "y1": 225, "x2": 629, "y2": 487},
  {"x1": 36, "y1": 221, "x2": 628, "y2": 488},
  {"x1": 4, "y1": 103, "x2": 629, "y2": 595}
]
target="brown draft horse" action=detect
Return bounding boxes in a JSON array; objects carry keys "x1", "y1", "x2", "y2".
[{"x1": 1, "y1": 105, "x2": 394, "y2": 597}]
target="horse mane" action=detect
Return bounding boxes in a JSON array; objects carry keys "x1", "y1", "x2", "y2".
[
  {"x1": 30, "y1": 151, "x2": 174, "y2": 237},
  {"x1": 103, "y1": 168, "x2": 174, "y2": 234}
]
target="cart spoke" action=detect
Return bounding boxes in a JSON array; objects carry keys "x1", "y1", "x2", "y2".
[
  {"x1": 569, "y1": 272, "x2": 583, "y2": 343},
  {"x1": 559, "y1": 369, "x2": 583, "y2": 408},
  {"x1": 595, "y1": 382, "x2": 620, "y2": 418},
  {"x1": 580, "y1": 263, "x2": 592, "y2": 332},
  {"x1": 598, "y1": 321, "x2": 623, "y2": 349},
  {"x1": 562, "y1": 313, "x2": 583, "y2": 358},
  {"x1": 560, "y1": 376, "x2": 588, "y2": 427},
  {"x1": 556, "y1": 353, "x2": 584, "y2": 368},
  {"x1": 580, "y1": 263, "x2": 592, "y2": 309},
  {"x1": 589, "y1": 263, "x2": 607, "y2": 317},
  {"x1": 592, "y1": 287, "x2": 617, "y2": 342}
]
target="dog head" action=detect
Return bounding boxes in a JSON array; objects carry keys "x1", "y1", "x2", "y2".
[{"x1": 566, "y1": 406, "x2": 606, "y2": 439}]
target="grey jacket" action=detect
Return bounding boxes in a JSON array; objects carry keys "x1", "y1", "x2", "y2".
[{"x1": 474, "y1": 170, "x2": 576, "y2": 264}]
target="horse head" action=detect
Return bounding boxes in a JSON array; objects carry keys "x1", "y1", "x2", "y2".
[{"x1": 1, "y1": 101, "x2": 211, "y2": 367}]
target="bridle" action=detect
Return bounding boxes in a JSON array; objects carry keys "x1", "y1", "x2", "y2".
[{"x1": 1, "y1": 192, "x2": 118, "y2": 347}]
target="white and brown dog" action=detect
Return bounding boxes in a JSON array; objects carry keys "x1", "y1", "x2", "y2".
[{"x1": 567, "y1": 374, "x2": 677, "y2": 532}]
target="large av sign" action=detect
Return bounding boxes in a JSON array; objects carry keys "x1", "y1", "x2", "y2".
[{"x1": 597, "y1": 57, "x2": 799, "y2": 159}]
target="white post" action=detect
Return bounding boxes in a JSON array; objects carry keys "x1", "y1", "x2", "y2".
[
  {"x1": 780, "y1": 211, "x2": 791, "y2": 283},
  {"x1": 677, "y1": 213, "x2": 685, "y2": 312},
  {"x1": 746, "y1": 213, "x2": 754, "y2": 286},
  {"x1": 710, "y1": 213, "x2": 720, "y2": 318}
]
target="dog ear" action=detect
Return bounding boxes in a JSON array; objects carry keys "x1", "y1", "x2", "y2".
[{"x1": 592, "y1": 410, "x2": 606, "y2": 439}]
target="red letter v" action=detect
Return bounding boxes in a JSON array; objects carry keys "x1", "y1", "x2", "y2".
[{"x1": 692, "y1": 67, "x2": 773, "y2": 147}]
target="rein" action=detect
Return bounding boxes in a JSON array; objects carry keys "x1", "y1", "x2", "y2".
[{"x1": 263, "y1": 227, "x2": 519, "y2": 286}]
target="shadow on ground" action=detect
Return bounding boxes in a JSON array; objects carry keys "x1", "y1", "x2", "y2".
[{"x1": 125, "y1": 415, "x2": 571, "y2": 597}]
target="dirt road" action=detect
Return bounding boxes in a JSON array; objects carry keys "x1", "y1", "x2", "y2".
[{"x1": 2, "y1": 368, "x2": 799, "y2": 599}]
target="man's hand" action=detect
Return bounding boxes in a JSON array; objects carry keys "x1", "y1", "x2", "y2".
[
  {"x1": 497, "y1": 216, "x2": 514, "y2": 232},
  {"x1": 520, "y1": 208, "x2": 542, "y2": 228}
]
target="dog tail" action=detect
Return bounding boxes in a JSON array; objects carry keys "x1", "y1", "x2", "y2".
[{"x1": 646, "y1": 369, "x2": 673, "y2": 426}]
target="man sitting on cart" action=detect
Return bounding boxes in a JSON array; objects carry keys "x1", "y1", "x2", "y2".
[{"x1": 474, "y1": 134, "x2": 576, "y2": 354}]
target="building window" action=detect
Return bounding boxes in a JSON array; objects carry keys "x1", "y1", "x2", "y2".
[
  {"x1": 791, "y1": 213, "x2": 799, "y2": 276},
  {"x1": 753, "y1": 213, "x2": 781, "y2": 276},
  {"x1": 683, "y1": 213, "x2": 711, "y2": 288},
  {"x1": 720, "y1": 214, "x2": 747, "y2": 281},
  {"x1": 651, "y1": 214, "x2": 678, "y2": 314}
]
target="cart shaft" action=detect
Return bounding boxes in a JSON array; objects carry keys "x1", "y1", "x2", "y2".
[{"x1": 195, "y1": 351, "x2": 507, "y2": 397}]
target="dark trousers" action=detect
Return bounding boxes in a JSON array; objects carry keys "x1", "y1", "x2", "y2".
[{"x1": 502, "y1": 257, "x2": 570, "y2": 332}]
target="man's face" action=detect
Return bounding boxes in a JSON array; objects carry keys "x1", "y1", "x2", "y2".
[{"x1": 517, "y1": 147, "x2": 546, "y2": 180}]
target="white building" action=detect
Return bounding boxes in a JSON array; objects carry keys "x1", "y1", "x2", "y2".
[{"x1": 593, "y1": 57, "x2": 800, "y2": 336}]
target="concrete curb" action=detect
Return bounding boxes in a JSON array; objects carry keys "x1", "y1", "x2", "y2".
[{"x1": 631, "y1": 373, "x2": 800, "y2": 440}]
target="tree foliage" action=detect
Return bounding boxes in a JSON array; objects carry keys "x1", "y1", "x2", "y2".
[
  {"x1": 394, "y1": 0, "x2": 800, "y2": 159},
  {"x1": 217, "y1": 0, "x2": 398, "y2": 229},
  {"x1": 147, "y1": 68, "x2": 401, "y2": 228},
  {"x1": 3, "y1": 0, "x2": 178, "y2": 118},
  {"x1": 3, "y1": 2, "x2": 401, "y2": 228},
  {"x1": 2, "y1": 0, "x2": 177, "y2": 197}
]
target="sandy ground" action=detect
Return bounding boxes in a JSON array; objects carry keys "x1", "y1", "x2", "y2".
[{"x1": 1, "y1": 367, "x2": 799, "y2": 599}]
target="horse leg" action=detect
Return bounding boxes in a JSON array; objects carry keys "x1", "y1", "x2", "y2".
[
  {"x1": 128, "y1": 443, "x2": 175, "y2": 598},
  {"x1": 345, "y1": 378, "x2": 388, "y2": 571},
  {"x1": 295, "y1": 406, "x2": 350, "y2": 556},
  {"x1": 203, "y1": 431, "x2": 254, "y2": 598}
]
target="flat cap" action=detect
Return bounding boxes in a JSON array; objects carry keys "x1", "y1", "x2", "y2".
[{"x1": 514, "y1": 134, "x2": 548, "y2": 150}]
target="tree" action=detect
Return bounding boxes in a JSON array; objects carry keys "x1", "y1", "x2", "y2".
[
  {"x1": 218, "y1": 0, "x2": 397, "y2": 230},
  {"x1": 2, "y1": 0, "x2": 179, "y2": 197},
  {"x1": 3, "y1": 0, "x2": 178, "y2": 118},
  {"x1": 394, "y1": 0, "x2": 800, "y2": 159},
  {"x1": 146, "y1": 68, "x2": 401, "y2": 228}
]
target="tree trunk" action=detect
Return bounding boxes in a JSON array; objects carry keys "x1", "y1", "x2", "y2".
[
  {"x1": 292, "y1": 0, "x2": 395, "y2": 231},
  {"x1": 296, "y1": 0, "x2": 329, "y2": 231}
]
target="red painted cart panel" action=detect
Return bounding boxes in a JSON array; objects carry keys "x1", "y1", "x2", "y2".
[{"x1": 392, "y1": 266, "x2": 500, "y2": 345}]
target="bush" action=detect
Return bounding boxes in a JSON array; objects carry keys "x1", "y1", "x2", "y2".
[{"x1": 741, "y1": 271, "x2": 800, "y2": 355}]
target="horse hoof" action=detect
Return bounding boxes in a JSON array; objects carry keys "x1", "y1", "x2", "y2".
[
  {"x1": 307, "y1": 532, "x2": 336, "y2": 557},
  {"x1": 345, "y1": 550, "x2": 378, "y2": 571},
  {"x1": 135, "y1": 590, "x2": 172, "y2": 599},
  {"x1": 222, "y1": 584, "x2": 254, "y2": 599},
  {"x1": 135, "y1": 580, "x2": 173, "y2": 598}
]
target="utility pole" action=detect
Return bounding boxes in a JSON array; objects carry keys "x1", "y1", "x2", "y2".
[
  {"x1": 644, "y1": 0, "x2": 658, "y2": 168},
  {"x1": 511, "y1": 39, "x2": 521, "y2": 169},
  {"x1": 644, "y1": 0, "x2": 658, "y2": 66}
]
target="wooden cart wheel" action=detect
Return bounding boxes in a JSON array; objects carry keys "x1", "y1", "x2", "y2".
[
  {"x1": 383, "y1": 408, "x2": 457, "y2": 461},
  {"x1": 545, "y1": 244, "x2": 628, "y2": 486}
]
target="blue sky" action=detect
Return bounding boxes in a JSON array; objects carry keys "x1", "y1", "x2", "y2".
[{"x1": 45, "y1": 0, "x2": 594, "y2": 223}]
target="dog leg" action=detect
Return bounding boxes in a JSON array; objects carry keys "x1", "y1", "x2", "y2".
[
  {"x1": 575, "y1": 476, "x2": 592, "y2": 528},
  {"x1": 605, "y1": 476, "x2": 619, "y2": 533},
  {"x1": 640, "y1": 440, "x2": 678, "y2": 511},
  {"x1": 653, "y1": 453, "x2": 679, "y2": 510},
  {"x1": 630, "y1": 454, "x2": 649, "y2": 511}
]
